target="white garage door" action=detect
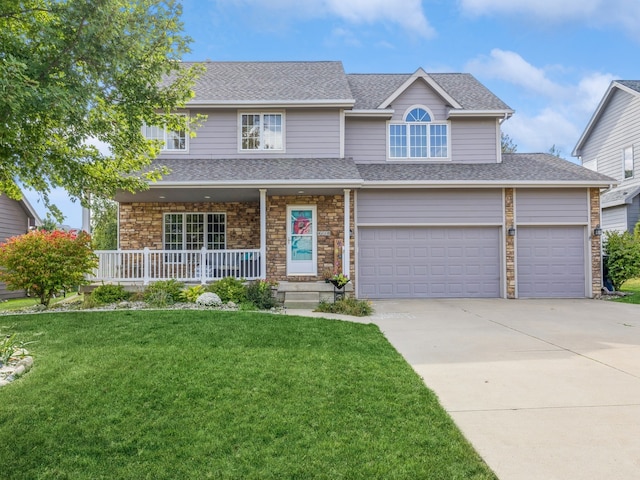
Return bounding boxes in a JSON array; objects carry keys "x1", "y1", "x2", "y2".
[
  {"x1": 517, "y1": 226, "x2": 586, "y2": 298},
  {"x1": 358, "y1": 227, "x2": 501, "y2": 299}
]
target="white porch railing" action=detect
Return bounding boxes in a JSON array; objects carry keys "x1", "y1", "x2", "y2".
[{"x1": 89, "y1": 248, "x2": 262, "y2": 284}]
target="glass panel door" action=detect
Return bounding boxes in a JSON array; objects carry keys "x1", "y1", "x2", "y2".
[{"x1": 287, "y1": 206, "x2": 317, "y2": 275}]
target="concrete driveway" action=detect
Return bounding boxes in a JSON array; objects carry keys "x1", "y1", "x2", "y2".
[{"x1": 366, "y1": 298, "x2": 640, "y2": 480}]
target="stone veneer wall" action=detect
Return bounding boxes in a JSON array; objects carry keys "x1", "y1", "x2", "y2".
[
  {"x1": 118, "y1": 202, "x2": 260, "y2": 250},
  {"x1": 590, "y1": 187, "x2": 602, "y2": 297},
  {"x1": 266, "y1": 194, "x2": 355, "y2": 283},
  {"x1": 504, "y1": 188, "x2": 516, "y2": 299}
]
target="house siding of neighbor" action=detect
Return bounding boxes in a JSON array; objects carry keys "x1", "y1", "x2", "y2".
[
  {"x1": 103, "y1": 61, "x2": 614, "y2": 300},
  {"x1": 0, "y1": 194, "x2": 41, "y2": 300},
  {"x1": 573, "y1": 80, "x2": 640, "y2": 234}
]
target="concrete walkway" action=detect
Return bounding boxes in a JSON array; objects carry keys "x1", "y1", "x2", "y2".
[{"x1": 290, "y1": 299, "x2": 640, "y2": 479}]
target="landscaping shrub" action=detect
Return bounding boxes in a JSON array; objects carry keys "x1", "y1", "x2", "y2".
[
  {"x1": 604, "y1": 227, "x2": 640, "y2": 290},
  {"x1": 315, "y1": 297, "x2": 374, "y2": 317},
  {"x1": 207, "y1": 277, "x2": 247, "y2": 303},
  {"x1": 0, "y1": 230, "x2": 96, "y2": 306},
  {"x1": 246, "y1": 279, "x2": 279, "y2": 310},
  {"x1": 180, "y1": 285, "x2": 206, "y2": 303},
  {"x1": 143, "y1": 280, "x2": 184, "y2": 307},
  {"x1": 90, "y1": 284, "x2": 131, "y2": 305},
  {"x1": 195, "y1": 292, "x2": 221, "y2": 306}
]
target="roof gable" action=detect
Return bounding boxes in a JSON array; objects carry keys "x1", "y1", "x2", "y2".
[
  {"x1": 573, "y1": 80, "x2": 640, "y2": 156},
  {"x1": 378, "y1": 68, "x2": 462, "y2": 109}
]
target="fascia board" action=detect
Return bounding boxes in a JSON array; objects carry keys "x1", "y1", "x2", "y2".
[
  {"x1": 186, "y1": 100, "x2": 356, "y2": 108},
  {"x1": 360, "y1": 180, "x2": 617, "y2": 188},
  {"x1": 448, "y1": 109, "x2": 514, "y2": 118}
]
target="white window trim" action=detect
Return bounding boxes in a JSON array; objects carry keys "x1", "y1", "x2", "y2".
[
  {"x1": 237, "y1": 110, "x2": 286, "y2": 153},
  {"x1": 386, "y1": 118, "x2": 451, "y2": 162},
  {"x1": 623, "y1": 145, "x2": 634, "y2": 180},
  {"x1": 162, "y1": 212, "x2": 227, "y2": 262},
  {"x1": 142, "y1": 113, "x2": 189, "y2": 153}
]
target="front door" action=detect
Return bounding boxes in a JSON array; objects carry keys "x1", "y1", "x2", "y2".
[{"x1": 287, "y1": 205, "x2": 317, "y2": 275}]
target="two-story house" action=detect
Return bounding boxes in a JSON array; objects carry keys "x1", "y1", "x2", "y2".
[
  {"x1": 95, "y1": 61, "x2": 613, "y2": 301},
  {"x1": 573, "y1": 80, "x2": 640, "y2": 234},
  {"x1": 0, "y1": 192, "x2": 41, "y2": 300}
]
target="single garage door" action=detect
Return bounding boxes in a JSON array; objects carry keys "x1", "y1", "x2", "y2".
[
  {"x1": 517, "y1": 226, "x2": 586, "y2": 298},
  {"x1": 358, "y1": 227, "x2": 501, "y2": 299}
]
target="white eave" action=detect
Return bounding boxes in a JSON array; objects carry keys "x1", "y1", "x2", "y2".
[
  {"x1": 148, "y1": 179, "x2": 364, "y2": 188},
  {"x1": 344, "y1": 109, "x2": 395, "y2": 118},
  {"x1": 378, "y1": 68, "x2": 462, "y2": 110},
  {"x1": 448, "y1": 109, "x2": 514, "y2": 118},
  {"x1": 186, "y1": 99, "x2": 356, "y2": 109},
  {"x1": 361, "y1": 179, "x2": 615, "y2": 188}
]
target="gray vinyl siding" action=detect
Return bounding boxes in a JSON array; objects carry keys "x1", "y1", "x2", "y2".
[
  {"x1": 580, "y1": 89, "x2": 640, "y2": 181},
  {"x1": 515, "y1": 189, "x2": 588, "y2": 224},
  {"x1": 171, "y1": 108, "x2": 341, "y2": 158},
  {"x1": 628, "y1": 195, "x2": 640, "y2": 231},
  {"x1": 601, "y1": 205, "x2": 628, "y2": 233},
  {"x1": 450, "y1": 118, "x2": 499, "y2": 163},
  {"x1": 389, "y1": 79, "x2": 448, "y2": 121},
  {"x1": 357, "y1": 189, "x2": 503, "y2": 225},
  {"x1": 0, "y1": 196, "x2": 29, "y2": 300},
  {"x1": 345, "y1": 117, "x2": 387, "y2": 163}
]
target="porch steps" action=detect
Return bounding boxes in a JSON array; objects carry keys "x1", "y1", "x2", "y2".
[
  {"x1": 278, "y1": 281, "x2": 353, "y2": 309},
  {"x1": 283, "y1": 291, "x2": 321, "y2": 310}
]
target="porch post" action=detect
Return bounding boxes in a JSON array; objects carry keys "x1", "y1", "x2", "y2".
[
  {"x1": 343, "y1": 189, "x2": 350, "y2": 278},
  {"x1": 260, "y1": 189, "x2": 267, "y2": 280}
]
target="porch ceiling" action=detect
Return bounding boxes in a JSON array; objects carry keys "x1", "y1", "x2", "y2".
[{"x1": 114, "y1": 186, "x2": 350, "y2": 203}]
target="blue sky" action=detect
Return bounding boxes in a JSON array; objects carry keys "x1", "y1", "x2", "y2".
[{"x1": 27, "y1": 0, "x2": 640, "y2": 227}]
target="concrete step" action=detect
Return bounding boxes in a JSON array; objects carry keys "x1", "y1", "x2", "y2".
[{"x1": 284, "y1": 291, "x2": 320, "y2": 309}]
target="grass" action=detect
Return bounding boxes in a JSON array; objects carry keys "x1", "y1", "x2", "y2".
[
  {"x1": 0, "y1": 310, "x2": 495, "y2": 479},
  {"x1": 615, "y1": 278, "x2": 640, "y2": 304},
  {"x1": 0, "y1": 293, "x2": 78, "y2": 312}
]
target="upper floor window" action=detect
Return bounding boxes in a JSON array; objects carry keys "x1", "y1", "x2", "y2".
[
  {"x1": 624, "y1": 146, "x2": 634, "y2": 179},
  {"x1": 240, "y1": 112, "x2": 283, "y2": 150},
  {"x1": 143, "y1": 115, "x2": 187, "y2": 151},
  {"x1": 389, "y1": 107, "x2": 448, "y2": 159}
]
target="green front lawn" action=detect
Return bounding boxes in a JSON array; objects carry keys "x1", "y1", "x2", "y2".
[
  {"x1": 0, "y1": 293, "x2": 78, "y2": 312},
  {"x1": 0, "y1": 310, "x2": 495, "y2": 479},
  {"x1": 615, "y1": 278, "x2": 640, "y2": 304}
]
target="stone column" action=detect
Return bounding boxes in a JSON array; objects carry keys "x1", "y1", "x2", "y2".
[
  {"x1": 590, "y1": 187, "x2": 602, "y2": 297},
  {"x1": 505, "y1": 188, "x2": 516, "y2": 299}
]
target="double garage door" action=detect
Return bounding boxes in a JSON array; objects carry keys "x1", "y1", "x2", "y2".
[
  {"x1": 358, "y1": 227, "x2": 501, "y2": 298},
  {"x1": 357, "y1": 226, "x2": 587, "y2": 299}
]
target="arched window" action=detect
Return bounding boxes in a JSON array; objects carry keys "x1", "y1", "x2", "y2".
[{"x1": 389, "y1": 106, "x2": 448, "y2": 159}]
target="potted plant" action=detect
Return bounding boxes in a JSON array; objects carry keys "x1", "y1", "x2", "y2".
[{"x1": 329, "y1": 272, "x2": 350, "y2": 289}]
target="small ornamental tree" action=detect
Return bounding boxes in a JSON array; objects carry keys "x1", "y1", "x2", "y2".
[{"x1": 0, "y1": 230, "x2": 97, "y2": 306}]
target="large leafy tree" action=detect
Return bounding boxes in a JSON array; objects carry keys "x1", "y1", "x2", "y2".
[{"x1": 0, "y1": 0, "x2": 203, "y2": 217}]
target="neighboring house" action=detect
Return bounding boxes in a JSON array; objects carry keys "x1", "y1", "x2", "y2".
[
  {"x1": 0, "y1": 193, "x2": 41, "y2": 300},
  {"x1": 573, "y1": 80, "x2": 640, "y2": 233},
  {"x1": 94, "y1": 61, "x2": 613, "y2": 300}
]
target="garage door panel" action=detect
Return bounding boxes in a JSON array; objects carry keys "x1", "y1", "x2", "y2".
[
  {"x1": 517, "y1": 226, "x2": 585, "y2": 298},
  {"x1": 358, "y1": 227, "x2": 500, "y2": 298}
]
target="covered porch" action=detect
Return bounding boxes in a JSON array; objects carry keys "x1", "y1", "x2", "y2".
[{"x1": 89, "y1": 177, "x2": 356, "y2": 285}]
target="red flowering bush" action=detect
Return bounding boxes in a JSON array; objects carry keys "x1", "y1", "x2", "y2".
[{"x1": 0, "y1": 230, "x2": 97, "y2": 307}]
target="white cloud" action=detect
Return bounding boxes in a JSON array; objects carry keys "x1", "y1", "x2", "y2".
[
  {"x1": 468, "y1": 49, "x2": 616, "y2": 156},
  {"x1": 466, "y1": 49, "x2": 564, "y2": 98},
  {"x1": 325, "y1": 0, "x2": 435, "y2": 37},
  {"x1": 459, "y1": 0, "x2": 640, "y2": 39},
  {"x1": 216, "y1": 0, "x2": 435, "y2": 37},
  {"x1": 502, "y1": 108, "x2": 581, "y2": 155}
]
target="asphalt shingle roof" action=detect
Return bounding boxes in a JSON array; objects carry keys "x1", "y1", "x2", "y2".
[
  {"x1": 346, "y1": 73, "x2": 511, "y2": 111},
  {"x1": 150, "y1": 154, "x2": 613, "y2": 185},
  {"x1": 182, "y1": 61, "x2": 354, "y2": 103},
  {"x1": 601, "y1": 183, "x2": 640, "y2": 207},
  {"x1": 152, "y1": 157, "x2": 362, "y2": 183},
  {"x1": 356, "y1": 153, "x2": 614, "y2": 184},
  {"x1": 617, "y1": 80, "x2": 640, "y2": 94}
]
